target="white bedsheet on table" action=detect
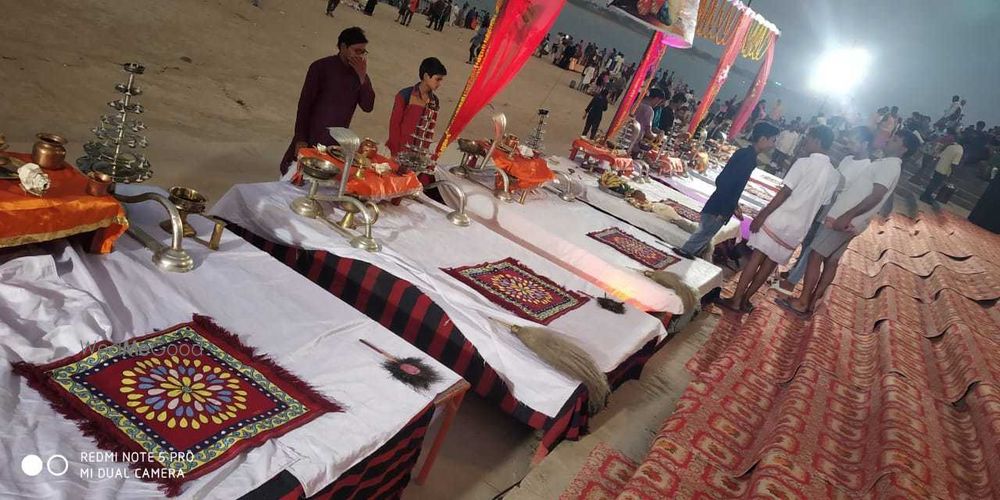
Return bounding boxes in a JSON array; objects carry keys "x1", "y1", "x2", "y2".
[
  {"x1": 0, "y1": 185, "x2": 460, "y2": 499},
  {"x1": 436, "y1": 166, "x2": 723, "y2": 309},
  {"x1": 211, "y1": 182, "x2": 666, "y2": 419},
  {"x1": 547, "y1": 156, "x2": 742, "y2": 251}
]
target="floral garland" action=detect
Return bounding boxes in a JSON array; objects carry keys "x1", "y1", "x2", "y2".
[{"x1": 693, "y1": 0, "x2": 776, "y2": 60}]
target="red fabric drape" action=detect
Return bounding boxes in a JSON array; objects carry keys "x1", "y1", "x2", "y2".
[
  {"x1": 687, "y1": 8, "x2": 753, "y2": 135},
  {"x1": 729, "y1": 31, "x2": 777, "y2": 138},
  {"x1": 436, "y1": 0, "x2": 566, "y2": 155},
  {"x1": 607, "y1": 31, "x2": 668, "y2": 139}
]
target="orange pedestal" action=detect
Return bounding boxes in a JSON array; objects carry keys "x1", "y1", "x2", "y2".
[{"x1": 0, "y1": 153, "x2": 127, "y2": 253}]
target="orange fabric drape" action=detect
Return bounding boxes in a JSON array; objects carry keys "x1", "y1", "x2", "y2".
[
  {"x1": 0, "y1": 153, "x2": 126, "y2": 253},
  {"x1": 607, "y1": 31, "x2": 669, "y2": 139},
  {"x1": 490, "y1": 151, "x2": 555, "y2": 190},
  {"x1": 729, "y1": 31, "x2": 777, "y2": 138},
  {"x1": 436, "y1": 0, "x2": 566, "y2": 155},
  {"x1": 297, "y1": 148, "x2": 423, "y2": 201},
  {"x1": 687, "y1": 7, "x2": 753, "y2": 135}
]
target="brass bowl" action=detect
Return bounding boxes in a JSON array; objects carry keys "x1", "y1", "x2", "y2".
[
  {"x1": 502, "y1": 133, "x2": 519, "y2": 151},
  {"x1": 359, "y1": 138, "x2": 378, "y2": 158},
  {"x1": 457, "y1": 138, "x2": 488, "y2": 156},
  {"x1": 299, "y1": 156, "x2": 339, "y2": 180},
  {"x1": 168, "y1": 186, "x2": 207, "y2": 214}
]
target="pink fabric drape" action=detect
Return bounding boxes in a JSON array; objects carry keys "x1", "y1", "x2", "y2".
[
  {"x1": 436, "y1": 0, "x2": 566, "y2": 155},
  {"x1": 729, "y1": 31, "x2": 777, "y2": 138},
  {"x1": 607, "y1": 31, "x2": 669, "y2": 139},
  {"x1": 687, "y1": 7, "x2": 753, "y2": 135}
]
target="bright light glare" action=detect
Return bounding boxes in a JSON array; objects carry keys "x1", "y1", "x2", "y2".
[{"x1": 810, "y1": 47, "x2": 871, "y2": 96}]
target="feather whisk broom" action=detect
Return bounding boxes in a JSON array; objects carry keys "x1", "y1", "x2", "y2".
[
  {"x1": 491, "y1": 318, "x2": 610, "y2": 414},
  {"x1": 359, "y1": 339, "x2": 441, "y2": 391}
]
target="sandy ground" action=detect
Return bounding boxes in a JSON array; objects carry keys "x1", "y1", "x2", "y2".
[{"x1": 1, "y1": 0, "x2": 597, "y2": 204}]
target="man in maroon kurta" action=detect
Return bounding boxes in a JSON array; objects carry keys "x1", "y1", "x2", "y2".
[{"x1": 280, "y1": 27, "x2": 376, "y2": 174}]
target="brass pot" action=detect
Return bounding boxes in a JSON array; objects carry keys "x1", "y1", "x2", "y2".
[
  {"x1": 359, "y1": 138, "x2": 378, "y2": 158},
  {"x1": 86, "y1": 171, "x2": 113, "y2": 196},
  {"x1": 32, "y1": 133, "x2": 68, "y2": 170}
]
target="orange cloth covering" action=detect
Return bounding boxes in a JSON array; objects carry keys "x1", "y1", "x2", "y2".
[
  {"x1": 570, "y1": 138, "x2": 633, "y2": 174},
  {"x1": 491, "y1": 150, "x2": 555, "y2": 190},
  {"x1": 652, "y1": 156, "x2": 686, "y2": 176},
  {"x1": 0, "y1": 153, "x2": 127, "y2": 253},
  {"x1": 297, "y1": 148, "x2": 423, "y2": 202}
]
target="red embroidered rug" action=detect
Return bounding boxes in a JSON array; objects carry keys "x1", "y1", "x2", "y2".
[
  {"x1": 559, "y1": 442, "x2": 637, "y2": 500},
  {"x1": 12, "y1": 315, "x2": 341, "y2": 496},
  {"x1": 664, "y1": 200, "x2": 702, "y2": 224},
  {"x1": 587, "y1": 227, "x2": 679, "y2": 270},
  {"x1": 443, "y1": 257, "x2": 590, "y2": 325}
]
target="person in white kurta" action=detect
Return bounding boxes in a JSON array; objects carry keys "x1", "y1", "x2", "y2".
[{"x1": 720, "y1": 125, "x2": 841, "y2": 313}]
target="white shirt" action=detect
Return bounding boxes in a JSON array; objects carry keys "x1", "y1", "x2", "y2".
[
  {"x1": 935, "y1": 143, "x2": 964, "y2": 176},
  {"x1": 762, "y1": 153, "x2": 841, "y2": 247},
  {"x1": 774, "y1": 130, "x2": 800, "y2": 155},
  {"x1": 827, "y1": 156, "x2": 901, "y2": 232}
]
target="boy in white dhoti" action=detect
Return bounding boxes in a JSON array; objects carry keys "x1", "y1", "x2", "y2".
[{"x1": 719, "y1": 126, "x2": 841, "y2": 313}]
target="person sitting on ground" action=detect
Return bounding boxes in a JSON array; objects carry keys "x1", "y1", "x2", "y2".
[
  {"x1": 718, "y1": 125, "x2": 841, "y2": 314},
  {"x1": 673, "y1": 122, "x2": 780, "y2": 260},
  {"x1": 779, "y1": 130, "x2": 918, "y2": 317}
]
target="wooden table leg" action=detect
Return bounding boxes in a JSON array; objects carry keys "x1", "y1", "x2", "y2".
[{"x1": 415, "y1": 382, "x2": 469, "y2": 485}]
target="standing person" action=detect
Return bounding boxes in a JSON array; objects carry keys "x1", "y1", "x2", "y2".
[
  {"x1": 537, "y1": 34, "x2": 551, "y2": 56},
  {"x1": 936, "y1": 95, "x2": 961, "y2": 130},
  {"x1": 770, "y1": 99, "x2": 784, "y2": 123},
  {"x1": 280, "y1": 27, "x2": 375, "y2": 176},
  {"x1": 874, "y1": 106, "x2": 898, "y2": 150},
  {"x1": 718, "y1": 126, "x2": 841, "y2": 313},
  {"x1": 582, "y1": 89, "x2": 609, "y2": 140},
  {"x1": 455, "y1": 2, "x2": 467, "y2": 26},
  {"x1": 968, "y1": 143, "x2": 1000, "y2": 233},
  {"x1": 387, "y1": 57, "x2": 446, "y2": 158},
  {"x1": 748, "y1": 99, "x2": 767, "y2": 130},
  {"x1": 658, "y1": 93, "x2": 685, "y2": 134},
  {"x1": 363, "y1": 0, "x2": 377, "y2": 15},
  {"x1": 779, "y1": 131, "x2": 917, "y2": 317},
  {"x1": 778, "y1": 126, "x2": 874, "y2": 291},
  {"x1": 325, "y1": 0, "x2": 340, "y2": 16},
  {"x1": 401, "y1": 0, "x2": 417, "y2": 26},
  {"x1": 772, "y1": 125, "x2": 801, "y2": 175},
  {"x1": 436, "y1": 0, "x2": 452, "y2": 30},
  {"x1": 467, "y1": 24, "x2": 487, "y2": 64},
  {"x1": 580, "y1": 63, "x2": 597, "y2": 93},
  {"x1": 673, "y1": 122, "x2": 780, "y2": 260},
  {"x1": 920, "y1": 126, "x2": 964, "y2": 203},
  {"x1": 426, "y1": 0, "x2": 443, "y2": 29}
]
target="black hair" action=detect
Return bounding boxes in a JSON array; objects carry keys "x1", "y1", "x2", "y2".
[
  {"x1": 647, "y1": 88, "x2": 665, "y2": 100},
  {"x1": 419, "y1": 57, "x2": 447, "y2": 80},
  {"x1": 670, "y1": 93, "x2": 686, "y2": 104},
  {"x1": 946, "y1": 126, "x2": 958, "y2": 136},
  {"x1": 896, "y1": 130, "x2": 920, "y2": 158},
  {"x1": 852, "y1": 126, "x2": 875, "y2": 146},
  {"x1": 338, "y1": 27, "x2": 368, "y2": 48},
  {"x1": 750, "y1": 122, "x2": 780, "y2": 142},
  {"x1": 952, "y1": 95, "x2": 961, "y2": 101},
  {"x1": 891, "y1": 106, "x2": 899, "y2": 113},
  {"x1": 977, "y1": 120, "x2": 986, "y2": 129},
  {"x1": 808, "y1": 125, "x2": 835, "y2": 150}
]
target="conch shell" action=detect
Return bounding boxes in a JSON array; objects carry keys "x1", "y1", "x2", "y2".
[{"x1": 18, "y1": 162, "x2": 50, "y2": 195}]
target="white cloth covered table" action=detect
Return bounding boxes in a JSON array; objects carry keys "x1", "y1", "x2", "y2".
[
  {"x1": 0, "y1": 185, "x2": 460, "y2": 499},
  {"x1": 547, "y1": 156, "x2": 742, "y2": 251},
  {"x1": 211, "y1": 182, "x2": 666, "y2": 419},
  {"x1": 436, "y1": 164, "x2": 723, "y2": 309}
]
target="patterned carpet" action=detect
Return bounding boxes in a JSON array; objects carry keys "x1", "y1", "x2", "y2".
[{"x1": 563, "y1": 209, "x2": 1000, "y2": 499}]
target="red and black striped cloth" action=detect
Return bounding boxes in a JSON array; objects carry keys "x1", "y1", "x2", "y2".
[
  {"x1": 227, "y1": 224, "x2": 662, "y2": 457},
  {"x1": 242, "y1": 404, "x2": 434, "y2": 499}
]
